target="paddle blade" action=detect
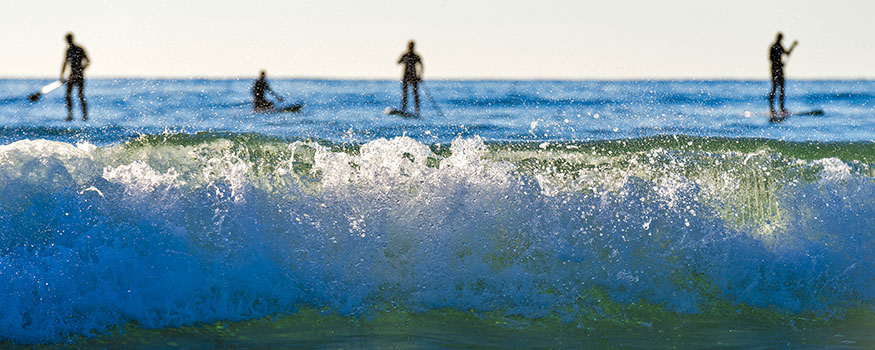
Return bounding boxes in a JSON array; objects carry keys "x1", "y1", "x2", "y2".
[
  {"x1": 28, "y1": 81, "x2": 63, "y2": 102},
  {"x1": 41, "y1": 81, "x2": 63, "y2": 94}
]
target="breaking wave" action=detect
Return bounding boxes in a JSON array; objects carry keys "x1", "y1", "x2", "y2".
[{"x1": 0, "y1": 133, "x2": 872, "y2": 344}]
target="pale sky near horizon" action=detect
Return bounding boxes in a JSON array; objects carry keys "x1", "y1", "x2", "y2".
[{"x1": 2, "y1": 0, "x2": 874, "y2": 79}]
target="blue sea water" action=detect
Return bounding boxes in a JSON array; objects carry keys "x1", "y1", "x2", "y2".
[
  {"x1": 0, "y1": 79, "x2": 873, "y2": 348},
  {"x1": 1, "y1": 79, "x2": 875, "y2": 144}
]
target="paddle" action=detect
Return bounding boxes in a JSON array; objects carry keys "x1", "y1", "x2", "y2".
[
  {"x1": 28, "y1": 80, "x2": 63, "y2": 102},
  {"x1": 421, "y1": 82, "x2": 445, "y2": 118},
  {"x1": 784, "y1": 40, "x2": 798, "y2": 65}
]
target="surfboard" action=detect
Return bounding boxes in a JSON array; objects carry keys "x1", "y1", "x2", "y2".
[
  {"x1": 28, "y1": 80, "x2": 63, "y2": 102},
  {"x1": 769, "y1": 109, "x2": 824, "y2": 122},
  {"x1": 276, "y1": 104, "x2": 303, "y2": 113},
  {"x1": 789, "y1": 109, "x2": 824, "y2": 117},
  {"x1": 385, "y1": 108, "x2": 419, "y2": 118},
  {"x1": 256, "y1": 103, "x2": 303, "y2": 113}
]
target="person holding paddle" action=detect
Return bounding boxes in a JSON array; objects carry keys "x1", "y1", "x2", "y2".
[
  {"x1": 768, "y1": 32, "x2": 797, "y2": 120},
  {"x1": 252, "y1": 70, "x2": 284, "y2": 112},
  {"x1": 397, "y1": 40, "x2": 424, "y2": 116},
  {"x1": 60, "y1": 33, "x2": 90, "y2": 121}
]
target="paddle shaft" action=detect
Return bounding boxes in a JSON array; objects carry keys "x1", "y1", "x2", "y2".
[
  {"x1": 421, "y1": 82, "x2": 445, "y2": 118},
  {"x1": 785, "y1": 41, "x2": 798, "y2": 65}
]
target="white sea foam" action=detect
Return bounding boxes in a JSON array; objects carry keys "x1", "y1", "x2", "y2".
[{"x1": 0, "y1": 136, "x2": 872, "y2": 343}]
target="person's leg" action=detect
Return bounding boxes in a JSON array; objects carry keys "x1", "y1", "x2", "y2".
[
  {"x1": 401, "y1": 81, "x2": 409, "y2": 112},
  {"x1": 78, "y1": 80, "x2": 87, "y2": 120},
  {"x1": 255, "y1": 98, "x2": 268, "y2": 111},
  {"x1": 65, "y1": 81, "x2": 74, "y2": 121},
  {"x1": 768, "y1": 73, "x2": 777, "y2": 114},
  {"x1": 412, "y1": 81, "x2": 420, "y2": 115},
  {"x1": 778, "y1": 76, "x2": 786, "y2": 113}
]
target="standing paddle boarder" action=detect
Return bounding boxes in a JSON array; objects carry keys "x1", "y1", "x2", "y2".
[
  {"x1": 60, "y1": 33, "x2": 90, "y2": 121},
  {"x1": 397, "y1": 40, "x2": 424, "y2": 116},
  {"x1": 768, "y1": 32, "x2": 797, "y2": 120}
]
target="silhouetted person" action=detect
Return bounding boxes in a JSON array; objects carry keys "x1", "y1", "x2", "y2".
[
  {"x1": 60, "y1": 33, "x2": 89, "y2": 121},
  {"x1": 397, "y1": 40, "x2": 424, "y2": 115},
  {"x1": 768, "y1": 32, "x2": 797, "y2": 119},
  {"x1": 252, "y1": 70, "x2": 283, "y2": 112}
]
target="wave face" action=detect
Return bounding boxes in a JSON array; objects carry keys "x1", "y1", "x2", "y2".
[{"x1": 0, "y1": 134, "x2": 873, "y2": 343}]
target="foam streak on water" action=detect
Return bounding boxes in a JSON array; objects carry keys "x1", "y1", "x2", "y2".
[{"x1": 0, "y1": 134, "x2": 872, "y2": 344}]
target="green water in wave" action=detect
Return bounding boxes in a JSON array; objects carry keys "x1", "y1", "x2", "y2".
[
  {"x1": 118, "y1": 132, "x2": 875, "y2": 162},
  {"x1": 17, "y1": 133, "x2": 867, "y2": 348},
  {"x1": 11, "y1": 306, "x2": 874, "y2": 349}
]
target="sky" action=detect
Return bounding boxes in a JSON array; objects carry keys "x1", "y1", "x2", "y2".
[{"x1": 2, "y1": 0, "x2": 874, "y2": 79}]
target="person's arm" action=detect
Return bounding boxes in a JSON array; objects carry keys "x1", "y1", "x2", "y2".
[
  {"x1": 82, "y1": 50, "x2": 90, "y2": 70},
  {"x1": 268, "y1": 85, "x2": 284, "y2": 102},
  {"x1": 417, "y1": 59, "x2": 424, "y2": 81},
  {"x1": 787, "y1": 41, "x2": 798, "y2": 55}
]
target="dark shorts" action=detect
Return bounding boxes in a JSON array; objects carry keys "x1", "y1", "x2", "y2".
[
  {"x1": 770, "y1": 67, "x2": 784, "y2": 85},
  {"x1": 67, "y1": 74, "x2": 84, "y2": 86}
]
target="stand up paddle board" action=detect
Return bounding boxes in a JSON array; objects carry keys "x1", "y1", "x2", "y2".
[
  {"x1": 276, "y1": 104, "x2": 303, "y2": 113},
  {"x1": 769, "y1": 109, "x2": 824, "y2": 122},
  {"x1": 385, "y1": 108, "x2": 419, "y2": 118},
  {"x1": 28, "y1": 80, "x2": 63, "y2": 102},
  {"x1": 256, "y1": 103, "x2": 303, "y2": 113}
]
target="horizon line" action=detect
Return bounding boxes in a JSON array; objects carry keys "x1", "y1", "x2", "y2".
[{"x1": 3, "y1": 75, "x2": 875, "y2": 82}]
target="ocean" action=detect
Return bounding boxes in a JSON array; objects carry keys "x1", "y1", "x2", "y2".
[{"x1": 0, "y1": 79, "x2": 873, "y2": 348}]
